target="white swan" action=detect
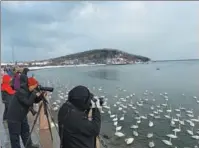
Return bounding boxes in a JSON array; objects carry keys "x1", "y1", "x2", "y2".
[
  {"x1": 115, "y1": 132, "x2": 125, "y2": 137},
  {"x1": 125, "y1": 138, "x2": 134, "y2": 145},
  {"x1": 131, "y1": 123, "x2": 139, "y2": 129},
  {"x1": 149, "y1": 141, "x2": 155, "y2": 148},
  {"x1": 147, "y1": 133, "x2": 153, "y2": 138},
  {"x1": 149, "y1": 121, "x2": 154, "y2": 127},
  {"x1": 191, "y1": 116, "x2": 199, "y2": 122},
  {"x1": 173, "y1": 124, "x2": 181, "y2": 133},
  {"x1": 120, "y1": 114, "x2": 125, "y2": 121},
  {"x1": 187, "y1": 127, "x2": 194, "y2": 136},
  {"x1": 110, "y1": 114, "x2": 116, "y2": 118},
  {"x1": 113, "y1": 115, "x2": 118, "y2": 121},
  {"x1": 116, "y1": 126, "x2": 122, "y2": 131},
  {"x1": 167, "y1": 131, "x2": 178, "y2": 139},
  {"x1": 192, "y1": 135, "x2": 199, "y2": 140},
  {"x1": 162, "y1": 137, "x2": 172, "y2": 146},
  {"x1": 133, "y1": 131, "x2": 138, "y2": 137},
  {"x1": 166, "y1": 105, "x2": 172, "y2": 113}
]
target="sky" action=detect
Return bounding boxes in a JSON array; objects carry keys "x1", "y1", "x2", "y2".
[{"x1": 1, "y1": 1, "x2": 199, "y2": 62}]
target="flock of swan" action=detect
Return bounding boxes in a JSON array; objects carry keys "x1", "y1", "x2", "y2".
[{"x1": 42, "y1": 79, "x2": 199, "y2": 148}]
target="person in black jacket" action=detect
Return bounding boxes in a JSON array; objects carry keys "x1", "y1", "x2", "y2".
[
  {"x1": 1, "y1": 74, "x2": 16, "y2": 122},
  {"x1": 6, "y1": 74, "x2": 43, "y2": 148},
  {"x1": 58, "y1": 85, "x2": 101, "y2": 148}
]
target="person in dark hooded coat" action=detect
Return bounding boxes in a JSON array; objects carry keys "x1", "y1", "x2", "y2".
[
  {"x1": 6, "y1": 74, "x2": 43, "y2": 148},
  {"x1": 58, "y1": 85, "x2": 101, "y2": 148},
  {"x1": 1, "y1": 75, "x2": 16, "y2": 122}
]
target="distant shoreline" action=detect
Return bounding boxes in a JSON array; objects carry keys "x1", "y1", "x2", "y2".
[{"x1": 28, "y1": 63, "x2": 138, "y2": 71}]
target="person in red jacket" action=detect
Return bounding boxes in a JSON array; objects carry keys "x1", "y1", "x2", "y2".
[{"x1": 1, "y1": 75, "x2": 16, "y2": 122}]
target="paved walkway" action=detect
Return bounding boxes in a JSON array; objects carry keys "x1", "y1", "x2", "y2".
[{"x1": 0, "y1": 101, "x2": 41, "y2": 148}]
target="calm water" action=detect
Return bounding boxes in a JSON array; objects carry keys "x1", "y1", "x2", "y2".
[{"x1": 33, "y1": 61, "x2": 199, "y2": 148}]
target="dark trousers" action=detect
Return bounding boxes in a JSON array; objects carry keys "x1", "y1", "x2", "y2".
[
  {"x1": 3, "y1": 103, "x2": 8, "y2": 121},
  {"x1": 7, "y1": 117, "x2": 33, "y2": 148}
]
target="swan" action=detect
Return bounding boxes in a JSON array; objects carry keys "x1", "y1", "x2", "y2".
[
  {"x1": 149, "y1": 121, "x2": 154, "y2": 127},
  {"x1": 162, "y1": 137, "x2": 172, "y2": 146},
  {"x1": 125, "y1": 138, "x2": 134, "y2": 145},
  {"x1": 115, "y1": 132, "x2": 125, "y2": 137},
  {"x1": 191, "y1": 116, "x2": 199, "y2": 122},
  {"x1": 167, "y1": 130, "x2": 178, "y2": 139},
  {"x1": 131, "y1": 123, "x2": 139, "y2": 129},
  {"x1": 187, "y1": 127, "x2": 194, "y2": 135},
  {"x1": 149, "y1": 141, "x2": 155, "y2": 148},
  {"x1": 140, "y1": 115, "x2": 147, "y2": 120},
  {"x1": 164, "y1": 114, "x2": 171, "y2": 119},
  {"x1": 118, "y1": 107, "x2": 123, "y2": 111},
  {"x1": 114, "y1": 121, "x2": 118, "y2": 126},
  {"x1": 149, "y1": 113, "x2": 155, "y2": 117},
  {"x1": 172, "y1": 117, "x2": 179, "y2": 122},
  {"x1": 179, "y1": 120, "x2": 185, "y2": 125},
  {"x1": 147, "y1": 133, "x2": 153, "y2": 138},
  {"x1": 173, "y1": 124, "x2": 181, "y2": 133},
  {"x1": 150, "y1": 106, "x2": 154, "y2": 110},
  {"x1": 114, "y1": 121, "x2": 124, "y2": 137},
  {"x1": 167, "y1": 134, "x2": 177, "y2": 139},
  {"x1": 137, "y1": 120, "x2": 141, "y2": 124},
  {"x1": 166, "y1": 105, "x2": 172, "y2": 113},
  {"x1": 120, "y1": 114, "x2": 125, "y2": 121},
  {"x1": 192, "y1": 135, "x2": 199, "y2": 140},
  {"x1": 116, "y1": 126, "x2": 122, "y2": 131},
  {"x1": 153, "y1": 110, "x2": 159, "y2": 115},
  {"x1": 186, "y1": 109, "x2": 193, "y2": 114},
  {"x1": 110, "y1": 114, "x2": 116, "y2": 118},
  {"x1": 133, "y1": 131, "x2": 138, "y2": 137},
  {"x1": 187, "y1": 114, "x2": 194, "y2": 118},
  {"x1": 113, "y1": 115, "x2": 118, "y2": 121}
]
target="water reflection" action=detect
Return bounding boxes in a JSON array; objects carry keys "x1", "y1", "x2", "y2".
[{"x1": 87, "y1": 69, "x2": 119, "y2": 80}]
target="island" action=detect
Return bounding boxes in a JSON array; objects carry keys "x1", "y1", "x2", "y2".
[
  {"x1": 1, "y1": 49, "x2": 151, "y2": 69},
  {"x1": 39, "y1": 48, "x2": 150, "y2": 66}
]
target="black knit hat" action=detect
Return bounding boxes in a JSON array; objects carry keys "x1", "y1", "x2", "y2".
[{"x1": 68, "y1": 85, "x2": 92, "y2": 110}]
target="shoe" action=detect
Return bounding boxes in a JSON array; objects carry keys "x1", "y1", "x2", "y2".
[{"x1": 28, "y1": 143, "x2": 40, "y2": 148}]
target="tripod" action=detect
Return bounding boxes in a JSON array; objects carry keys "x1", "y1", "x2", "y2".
[{"x1": 25, "y1": 97, "x2": 59, "y2": 148}]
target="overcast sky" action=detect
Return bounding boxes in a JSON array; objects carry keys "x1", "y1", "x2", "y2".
[{"x1": 1, "y1": 1, "x2": 199, "y2": 62}]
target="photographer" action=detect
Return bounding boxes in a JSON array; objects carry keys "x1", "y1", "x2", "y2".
[
  {"x1": 58, "y1": 85, "x2": 101, "y2": 148},
  {"x1": 6, "y1": 74, "x2": 43, "y2": 148}
]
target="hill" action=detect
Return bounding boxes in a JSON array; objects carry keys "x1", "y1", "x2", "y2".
[{"x1": 48, "y1": 48, "x2": 150, "y2": 65}]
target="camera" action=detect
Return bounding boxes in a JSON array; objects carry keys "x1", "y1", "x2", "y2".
[
  {"x1": 90, "y1": 96, "x2": 105, "y2": 108},
  {"x1": 37, "y1": 85, "x2": 54, "y2": 92}
]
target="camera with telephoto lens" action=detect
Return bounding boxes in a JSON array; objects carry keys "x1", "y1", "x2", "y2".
[
  {"x1": 30, "y1": 85, "x2": 54, "y2": 116},
  {"x1": 37, "y1": 85, "x2": 54, "y2": 92}
]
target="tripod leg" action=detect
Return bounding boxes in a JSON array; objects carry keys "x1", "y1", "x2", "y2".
[
  {"x1": 43, "y1": 103, "x2": 54, "y2": 141},
  {"x1": 25, "y1": 103, "x2": 43, "y2": 148},
  {"x1": 46, "y1": 105, "x2": 59, "y2": 133}
]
